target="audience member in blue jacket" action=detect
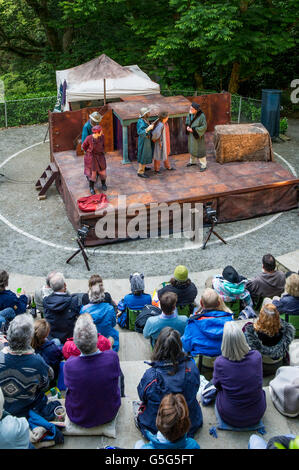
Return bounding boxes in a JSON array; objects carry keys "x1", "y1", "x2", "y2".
[
  {"x1": 117, "y1": 273, "x2": 152, "y2": 313},
  {"x1": 272, "y1": 273, "x2": 299, "y2": 315},
  {"x1": 136, "y1": 327, "x2": 203, "y2": 439},
  {"x1": 135, "y1": 393, "x2": 200, "y2": 449},
  {"x1": 80, "y1": 282, "x2": 119, "y2": 351},
  {"x1": 182, "y1": 288, "x2": 234, "y2": 357},
  {"x1": 32, "y1": 318, "x2": 63, "y2": 384},
  {"x1": 0, "y1": 270, "x2": 28, "y2": 316},
  {"x1": 143, "y1": 292, "x2": 188, "y2": 347}
]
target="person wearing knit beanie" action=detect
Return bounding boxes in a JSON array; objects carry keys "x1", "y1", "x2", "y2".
[
  {"x1": 157, "y1": 266, "x2": 197, "y2": 314},
  {"x1": 130, "y1": 273, "x2": 145, "y2": 294},
  {"x1": 174, "y1": 266, "x2": 189, "y2": 283}
]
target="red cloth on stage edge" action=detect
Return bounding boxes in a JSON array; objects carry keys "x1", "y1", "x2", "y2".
[{"x1": 77, "y1": 193, "x2": 108, "y2": 213}]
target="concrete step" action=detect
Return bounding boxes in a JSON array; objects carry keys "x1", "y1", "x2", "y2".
[
  {"x1": 276, "y1": 250, "x2": 299, "y2": 273},
  {"x1": 117, "y1": 328, "x2": 152, "y2": 363},
  {"x1": 54, "y1": 387, "x2": 297, "y2": 449},
  {"x1": 7, "y1": 268, "x2": 222, "y2": 306}
]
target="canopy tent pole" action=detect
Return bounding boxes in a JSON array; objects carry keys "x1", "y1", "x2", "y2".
[{"x1": 103, "y1": 78, "x2": 106, "y2": 105}]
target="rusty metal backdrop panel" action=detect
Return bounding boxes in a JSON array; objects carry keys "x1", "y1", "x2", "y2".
[
  {"x1": 187, "y1": 93, "x2": 231, "y2": 132},
  {"x1": 49, "y1": 106, "x2": 114, "y2": 156}
]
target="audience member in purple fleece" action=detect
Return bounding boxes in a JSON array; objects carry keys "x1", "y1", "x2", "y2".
[
  {"x1": 64, "y1": 314, "x2": 121, "y2": 428},
  {"x1": 212, "y1": 322, "x2": 266, "y2": 428}
]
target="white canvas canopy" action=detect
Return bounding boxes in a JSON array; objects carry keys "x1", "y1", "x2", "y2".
[{"x1": 56, "y1": 54, "x2": 160, "y2": 111}]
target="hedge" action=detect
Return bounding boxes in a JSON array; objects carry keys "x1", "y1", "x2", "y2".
[{"x1": 0, "y1": 96, "x2": 56, "y2": 128}]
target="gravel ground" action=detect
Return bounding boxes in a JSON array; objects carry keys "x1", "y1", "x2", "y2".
[{"x1": 0, "y1": 120, "x2": 298, "y2": 280}]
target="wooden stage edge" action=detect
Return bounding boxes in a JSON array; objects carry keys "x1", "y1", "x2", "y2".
[{"x1": 53, "y1": 145, "x2": 299, "y2": 247}]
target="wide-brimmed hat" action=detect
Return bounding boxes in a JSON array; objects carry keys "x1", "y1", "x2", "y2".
[
  {"x1": 174, "y1": 265, "x2": 188, "y2": 282},
  {"x1": 92, "y1": 125, "x2": 102, "y2": 133},
  {"x1": 89, "y1": 112, "x2": 102, "y2": 124},
  {"x1": 139, "y1": 107, "x2": 151, "y2": 118},
  {"x1": 222, "y1": 266, "x2": 241, "y2": 284}
]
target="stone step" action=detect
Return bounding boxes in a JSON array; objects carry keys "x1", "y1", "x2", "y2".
[{"x1": 55, "y1": 387, "x2": 297, "y2": 449}]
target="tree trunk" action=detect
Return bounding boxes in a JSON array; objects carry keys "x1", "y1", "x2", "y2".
[
  {"x1": 194, "y1": 72, "x2": 204, "y2": 91},
  {"x1": 228, "y1": 62, "x2": 240, "y2": 94},
  {"x1": 62, "y1": 27, "x2": 74, "y2": 52}
]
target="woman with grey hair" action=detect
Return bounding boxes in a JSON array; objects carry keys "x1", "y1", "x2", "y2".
[
  {"x1": 0, "y1": 314, "x2": 60, "y2": 420},
  {"x1": 212, "y1": 322, "x2": 266, "y2": 430},
  {"x1": 64, "y1": 314, "x2": 121, "y2": 428},
  {"x1": 80, "y1": 281, "x2": 119, "y2": 351}
]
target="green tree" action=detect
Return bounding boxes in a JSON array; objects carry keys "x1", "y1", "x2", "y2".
[{"x1": 148, "y1": 0, "x2": 297, "y2": 93}]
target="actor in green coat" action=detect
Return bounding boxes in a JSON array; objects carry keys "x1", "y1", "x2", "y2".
[
  {"x1": 185, "y1": 102, "x2": 207, "y2": 172},
  {"x1": 137, "y1": 107, "x2": 154, "y2": 179}
]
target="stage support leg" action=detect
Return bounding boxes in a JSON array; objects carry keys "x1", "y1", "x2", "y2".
[{"x1": 122, "y1": 125, "x2": 130, "y2": 164}]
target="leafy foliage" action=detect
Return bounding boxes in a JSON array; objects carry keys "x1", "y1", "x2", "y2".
[
  {"x1": 0, "y1": 0, "x2": 297, "y2": 119},
  {"x1": 280, "y1": 117, "x2": 288, "y2": 134}
]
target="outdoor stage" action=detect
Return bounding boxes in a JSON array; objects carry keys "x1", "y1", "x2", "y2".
[{"x1": 53, "y1": 132, "x2": 299, "y2": 246}]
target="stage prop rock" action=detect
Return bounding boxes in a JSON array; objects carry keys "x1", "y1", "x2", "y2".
[{"x1": 214, "y1": 123, "x2": 274, "y2": 164}]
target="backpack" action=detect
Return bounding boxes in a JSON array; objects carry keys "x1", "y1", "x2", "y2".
[
  {"x1": 134, "y1": 305, "x2": 162, "y2": 333},
  {"x1": 117, "y1": 310, "x2": 129, "y2": 329},
  {"x1": 117, "y1": 299, "x2": 129, "y2": 329}
]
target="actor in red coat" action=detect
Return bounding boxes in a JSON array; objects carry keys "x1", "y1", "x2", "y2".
[{"x1": 82, "y1": 125, "x2": 107, "y2": 194}]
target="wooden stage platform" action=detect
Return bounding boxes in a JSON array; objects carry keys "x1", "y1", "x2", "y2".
[{"x1": 53, "y1": 132, "x2": 299, "y2": 246}]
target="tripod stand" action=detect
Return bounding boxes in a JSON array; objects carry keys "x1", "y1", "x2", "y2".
[
  {"x1": 202, "y1": 216, "x2": 227, "y2": 250},
  {"x1": 66, "y1": 237, "x2": 90, "y2": 271}
]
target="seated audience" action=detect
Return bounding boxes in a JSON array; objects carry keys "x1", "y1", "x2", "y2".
[
  {"x1": 136, "y1": 327, "x2": 203, "y2": 438},
  {"x1": 81, "y1": 274, "x2": 117, "y2": 310},
  {"x1": 143, "y1": 292, "x2": 188, "y2": 347},
  {"x1": 118, "y1": 273, "x2": 152, "y2": 313},
  {"x1": 0, "y1": 314, "x2": 60, "y2": 420},
  {"x1": 32, "y1": 319, "x2": 63, "y2": 383},
  {"x1": 62, "y1": 333, "x2": 111, "y2": 359},
  {"x1": 181, "y1": 288, "x2": 234, "y2": 358},
  {"x1": 243, "y1": 303, "x2": 295, "y2": 375},
  {"x1": 212, "y1": 265, "x2": 252, "y2": 307},
  {"x1": 246, "y1": 254, "x2": 286, "y2": 304},
  {"x1": 43, "y1": 272, "x2": 80, "y2": 344},
  {"x1": 272, "y1": 273, "x2": 299, "y2": 316},
  {"x1": 0, "y1": 387, "x2": 30, "y2": 449},
  {"x1": 158, "y1": 266, "x2": 197, "y2": 311},
  {"x1": 63, "y1": 314, "x2": 121, "y2": 428},
  {"x1": 80, "y1": 282, "x2": 119, "y2": 351},
  {"x1": 135, "y1": 394, "x2": 200, "y2": 450},
  {"x1": 0, "y1": 270, "x2": 28, "y2": 322},
  {"x1": 213, "y1": 322, "x2": 266, "y2": 429}
]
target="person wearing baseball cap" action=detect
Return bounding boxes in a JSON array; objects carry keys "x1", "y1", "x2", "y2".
[
  {"x1": 81, "y1": 111, "x2": 103, "y2": 147},
  {"x1": 82, "y1": 124, "x2": 108, "y2": 193},
  {"x1": 137, "y1": 107, "x2": 154, "y2": 178},
  {"x1": 185, "y1": 102, "x2": 207, "y2": 171}
]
